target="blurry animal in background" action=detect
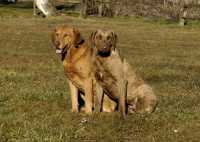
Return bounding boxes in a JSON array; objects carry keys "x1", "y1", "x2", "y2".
[
  {"x1": 91, "y1": 30, "x2": 157, "y2": 114},
  {"x1": 33, "y1": 0, "x2": 55, "y2": 17}
]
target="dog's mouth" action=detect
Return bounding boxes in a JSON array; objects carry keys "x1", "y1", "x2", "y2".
[
  {"x1": 55, "y1": 45, "x2": 68, "y2": 54},
  {"x1": 56, "y1": 49, "x2": 62, "y2": 54}
]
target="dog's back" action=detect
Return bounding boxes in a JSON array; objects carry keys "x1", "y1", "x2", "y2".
[{"x1": 123, "y1": 59, "x2": 157, "y2": 113}]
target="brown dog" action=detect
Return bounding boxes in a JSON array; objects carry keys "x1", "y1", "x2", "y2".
[
  {"x1": 52, "y1": 25, "x2": 96, "y2": 114},
  {"x1": 91, "y1": 30, "x2": 157, "y2": 114},
  {"x1": 91, "y1": 30, "x2": 127, "y2": 117}
]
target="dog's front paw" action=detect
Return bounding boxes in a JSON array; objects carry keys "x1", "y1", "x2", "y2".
[
  {"x1": 84, "y1": 108, "x2": 93, "y2": 114},
  {"x1": 71, "y1": 109, "x2": 79, "y2": 113}
]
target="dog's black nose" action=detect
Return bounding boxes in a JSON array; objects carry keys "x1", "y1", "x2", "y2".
[{"x1": 55, "y1": 41, "x2": 60, "y2": 47}]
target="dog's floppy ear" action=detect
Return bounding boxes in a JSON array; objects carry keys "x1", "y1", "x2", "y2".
[
  {"x1": 90, "y1": 30, "x2": 98, "y2": 47},
  {"x1": 73, "y1": 28, "x2": 84, "y2": 47},
  {"x1": 111, "y1": 31, "x2": 117, "y2": 51}
]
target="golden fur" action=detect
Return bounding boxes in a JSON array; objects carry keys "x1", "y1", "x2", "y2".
[
  {"x1": 52, "y1": 25, "x2": 95, "y2": 114},
  {"x1": 91, "y1": 30, "x2": 157, "y2": 114},
  {"x1": 51, "y1": 26, "x2": 126, "y2": 118}
]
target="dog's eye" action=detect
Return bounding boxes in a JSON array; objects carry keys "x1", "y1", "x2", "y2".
[
  {"x1": 98, "y1": 35, "x2": 102, "y2": 40},
  {"x1": 64, "y1": 34, "x2": 68, "y2": 37}
]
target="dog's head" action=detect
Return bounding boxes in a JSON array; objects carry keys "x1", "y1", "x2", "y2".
[
  {"x1": 90, "y1": 30, "x2": 117, "y2": 56},
  {"x1": 52, "y1": 25, "x2": 84, "y2": 54}
]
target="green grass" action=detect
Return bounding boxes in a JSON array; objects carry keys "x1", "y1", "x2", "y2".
[{"x1": 0, "y1": 4, "x2": 200, "y2": 142}]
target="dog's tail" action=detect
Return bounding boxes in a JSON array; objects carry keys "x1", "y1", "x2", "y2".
[{"x1": 119, "y1": 58, "x2": 128, "y2": 119}]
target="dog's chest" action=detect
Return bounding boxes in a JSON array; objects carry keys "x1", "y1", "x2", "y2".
[
  {"x1": 100, "y1": 53, "x2": 123, "y2": 77},
  {"x1": 95, "y1": 52, "x2": 126, "y2": 97},
  {"x1": 63, "y1": 61, "x2": 85, "y2": 83}
]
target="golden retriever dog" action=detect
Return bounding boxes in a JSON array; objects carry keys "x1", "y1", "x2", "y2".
[
  {"x1": 91, "y1": 30, "x2": 157, "y2": 114},
  {"x1": 52, "y1": 25, "x2": 96, "y2": 114},
  {"x1": 51, "y1": 25, "x2": 126, "y2": 118}
]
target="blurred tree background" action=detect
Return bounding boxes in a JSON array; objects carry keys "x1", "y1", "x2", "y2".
[
  {"x1": 1, "y1": 0, "x2": 200, "y2": 23},
  {"x1": 78, "y1": 0, "x2": 200, "y2": 20}
]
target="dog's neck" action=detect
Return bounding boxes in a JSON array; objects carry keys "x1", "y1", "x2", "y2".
[
  {"x1": 97, "y1": 51, "x2": 111, "y2": 57},
  {"x1": 61, "y1": 40, "x2": 85, "y2": 61},
  {"x1": 94, "y1": 45, "x2": 118, "y2": 58},
  {"x1": 62, "y1": 40, "x2": 90, "y2": 62},
  {"x1": 95, "y1": 48, "x2": 118, "y2": 58},
  {"x1": 75, "y1": 39, "x2": 85, "y2": 48}
]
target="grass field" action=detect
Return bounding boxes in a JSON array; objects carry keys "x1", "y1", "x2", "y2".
[{"x1": 0, "y1": 5, "x2": 200, "y2": 142}]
